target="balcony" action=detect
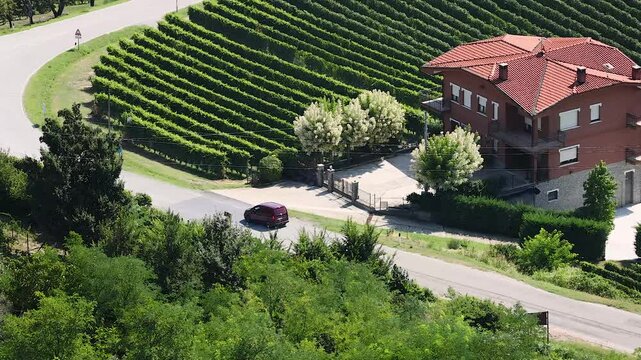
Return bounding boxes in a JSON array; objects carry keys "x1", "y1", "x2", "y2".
[
  {"x1": 488, "y1": 121, "x2": 566, "y2": 153},
  {"x1": 421, "y1": 98, "x2": 451, "y2": 116},
  {"x1": 626, "y1": 113, "x2": 641, "y2": 128},
  {"x1": 626, "y1": 148, "x2": 641, "y2": 164}
]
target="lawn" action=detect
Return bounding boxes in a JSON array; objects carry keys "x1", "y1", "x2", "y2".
[
  {"x1": 0, "y1": 0, "x2": 130, "y2": 36},
  {"x1": 289, "y1": 209, "x2": 641, "y2": 315}
]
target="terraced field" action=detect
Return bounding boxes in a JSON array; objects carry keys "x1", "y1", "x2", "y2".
[{"x1": 92, "y1": 0, "x2": 641, "y2": 177}]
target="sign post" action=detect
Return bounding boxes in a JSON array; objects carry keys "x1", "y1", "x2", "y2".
[
  {"x1": 529, "y1": 311, "x2": 550, "y2": 344},
  {"x1": 75, "y1": 29, "x2": 82, "y2": 50}
]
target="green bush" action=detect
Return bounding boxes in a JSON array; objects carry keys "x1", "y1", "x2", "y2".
[
  {"x1": 447, "y1": 238, "x2": 470, "y2": 250},
  {"x1": 517, "y1": 229, "x2": 577, "y2": 274},
  {"x1": 603, "y1": 262, "x2": 641, "y2": 283},
  {"x1": 439, "y1": 195, "x2": 535, "y2": 237},
  {"x1": 520, "y1": 212, "x2": 609, "y2": 261},
  {"x1": 489, "y1": 243, "x2": 521, "y2": 263},
  {"x1": 272, "y1": 147, "x2": 299, "y2": 178},
  {"x1": 258, "y1": 155, "x2": 283, "y2": 184},
  {"x1": 580, "y1": 262, "x2": 641, "y2": 294}
]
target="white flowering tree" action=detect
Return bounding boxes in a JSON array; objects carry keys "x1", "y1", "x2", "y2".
[
  {"x1": 411, "y1": 126, "x2": 483, "y2": 192},
  {"x1": 340, "y1": 98, "x2": 374, "y2": 151},
  {"x1": 294, "y1": 102, "x2": 342, "y2": 156},
  {"x1": 357, "y1": 90, "x2": 405, "y2": 146}
]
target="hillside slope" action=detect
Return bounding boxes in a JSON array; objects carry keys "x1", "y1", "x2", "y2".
[{"x1": 92, "y1": 0, "x2": 641, "y2": 176}]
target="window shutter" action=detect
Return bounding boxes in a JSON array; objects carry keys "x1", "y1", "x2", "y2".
[
  {"x1": 559, "y1": 146, "x2": 578, "y2": 163},
  {"x1": 559, "y1": 109, "x2": 579, "y2": 130},
  {"x1": 590, "y1": 104, "x2": 601, "y2": 121},
  {"x1": 463, "y1": 89, "x2": 472, "y2": 108},
  {"x1": 492, "y1": 102, "x2": 499, "y2": 120}
]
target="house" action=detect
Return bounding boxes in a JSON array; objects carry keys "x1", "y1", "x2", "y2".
[{"x1": 421, "y1": 34, "x2": 641, "y2": 210}]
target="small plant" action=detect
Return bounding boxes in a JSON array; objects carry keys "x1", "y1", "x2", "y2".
[
  {"x1": 447, "y1": 238, "x2": 469, "y2": 250},
  {"x1": 490, "y1": 243, "x2": 521, "y2": 263},
  {"x1": 517, "y1": 229, "x2": 577, "y2": 274},
  {"x1": 258, "y1": 155, "x2": 283, "y2": 184}
]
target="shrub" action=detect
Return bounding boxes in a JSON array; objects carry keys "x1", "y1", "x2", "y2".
[
  {"x1": 490, "y1": 243, "x2": 521, "y2": 263},
  {"x1": 406, "y1": 191, "x2": 439, "y2": 212},
  {"x1": 439, "y1": 195, "x2": 534, "y2": 237},
  {"x1": 293, "y1": 230, "x2": 333, "y2": 262},
  {"x1": 272, "y1": 147, "x2": 299, "y2": 178},
  {"x1": 579, "y1": 262, "x2": 641, "y2": 294},
  {"x1": 258, "y1": 155, "x2": 283, "y2": 184},
  {"x1": 520, "y1": 212, "x2": 609, "y2": 261},
  {"x1": 582, "y1": 161, "x2": 616, "y2": 228},
  {"x1": 533, "y1": 267, "x2": 627, "y2": 300},
  {"x1": 447, "y1": 238, "x2": 469, "y2": 250},
  {"x1": 517, "y1": 229, "x2": 577, "y2": 274},
  {"x1": 636, "y1": 223, "x2": 641, "y2": 258}
]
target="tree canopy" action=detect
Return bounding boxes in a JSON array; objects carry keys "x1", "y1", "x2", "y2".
[
  {"x1": 411, "y1": 126, "x2": 483, "y2": 192},
  {"x1": 582, "y1": 160, "x2": 617, "y2": 227}
]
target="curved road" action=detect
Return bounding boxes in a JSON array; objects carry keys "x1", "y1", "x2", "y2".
[{"x1": 0, "y1": 1, "x2": 640, "y2": 352}]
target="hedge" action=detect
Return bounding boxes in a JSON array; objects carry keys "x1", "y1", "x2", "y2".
[
  {"x1": 438, "y1": 195, "x2": 535, "y2": 237},
  {"x1": 603, "y1": 262, "x2": 641, "y2": 284},
  {"x1": 520, "y1": 212, "x2": 609, "y2": 261}
]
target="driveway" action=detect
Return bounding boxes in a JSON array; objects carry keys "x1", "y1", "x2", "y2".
[
  {"x1": 0, "y1": 0, "x2": 201, "y2": 158},
  {"x1": 607, "y1": 203, "x2": 641, "y2": 260},
  {"x1": 334, "y1": 153, "x2": 419, "y2": 206}
]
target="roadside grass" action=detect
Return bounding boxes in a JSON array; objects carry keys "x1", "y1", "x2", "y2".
[
  {"x1": 289, "y1": 209, "x2": 641, "y2": 315},
  {"x1": 23, "y1": 22, "x2": 245, "y2": 191},
  {"x1": 122, "y1": 150, "x2": 247, "y2": 191},
  {"x1": 0, "y1": 0, "x2": 130, "y2": 36},
  {"x1": 550, "y1": 340, "x2": 638, "y2": 359}
]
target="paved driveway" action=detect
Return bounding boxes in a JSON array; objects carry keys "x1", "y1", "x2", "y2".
[{"x1": 607, "y1": 203, "x2": 641, "y2": 260}]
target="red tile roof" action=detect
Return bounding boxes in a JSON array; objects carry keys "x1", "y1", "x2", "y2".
[{"x1": 422, "y1": 35, "x2": 641, "y2": 115}]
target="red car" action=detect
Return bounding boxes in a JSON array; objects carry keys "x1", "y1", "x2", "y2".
[{"x1": 244, "y1": 202, "x2": 289, "y2": 228}]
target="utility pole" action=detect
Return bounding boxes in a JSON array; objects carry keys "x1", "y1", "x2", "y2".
[{"x1": 423, "y1": 110, "x2": 430, "y2": 144}]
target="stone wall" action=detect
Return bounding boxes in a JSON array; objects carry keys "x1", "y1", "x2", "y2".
[{"x1": 534, "y1": 161, "x2": 641, "y2": 210}]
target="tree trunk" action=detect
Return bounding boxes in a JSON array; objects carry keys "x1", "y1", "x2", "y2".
[
  {"x1": 51, "y1": 0, "x2": 64, "y2": 18},
  {"x1": 23, "y1": 0, "x2": 34, "y2": 24},
  {"x1": 89, "y1": 0, "x2": 95, "y2": 6}
]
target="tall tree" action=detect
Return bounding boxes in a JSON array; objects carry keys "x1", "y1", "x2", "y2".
[
  {"x1": 32, "y1": 104, "x2": 126, "y2": 243},
  {"x1": 411, "y1": 126, "x2": 483, "y2": 192},
  {"x1": 582, "y1": 160, "x2": 616, "y2": 227}
]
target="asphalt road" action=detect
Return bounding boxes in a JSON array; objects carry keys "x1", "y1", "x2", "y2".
[{"x1": 0, "y1": 0, "x2": 640, "y2": 352}]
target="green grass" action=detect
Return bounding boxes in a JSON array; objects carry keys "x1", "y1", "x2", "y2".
[
  {"x1": 550, "y1": 340, "x2": 638, "y2": 359},
  {"x1": 24, "y1": 25, "x2": 147, "y2": 126},
  {"x1": 0, "y1": 0, "x2": 130, "y2": 36},
  {"x1": 289, "y1": 210, "x2": 641, "y2": 315},
  {"x1": 122, "y1": 150, "x2": 247, "y2": 191}
]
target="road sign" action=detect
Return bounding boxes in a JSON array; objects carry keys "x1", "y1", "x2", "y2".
[
  {"x1": 75, "y1": 29, "x2": 82, "y2": 39},
  {"x1": 528, "y1": 311, "x2": 549, "y2": 343}
]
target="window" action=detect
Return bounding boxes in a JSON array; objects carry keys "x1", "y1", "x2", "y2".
[
  {"x1": 547, "y1": 189, "x2": 559, "y2": 202},
  {"x1": 524, "y1": 117, "x2": 533, "y2": 132},
  {"x1": 450, "y1": 118, "x2": 461, "y2": 130},
  {"x1": 590, "y1": 103, "x2": 601, "y2": 123},
  {"x1": 559, "y1": 145, "x2": 579, "y2": 166},
  {"x1": 492, "y1": 102, "x2": 499, "y2": 120},
  {"x1": 477, "y1": 95, "x2": 487, "y2": 114},
  {"x1": 559, "y1": 109, "x2": 580, "y2": 130},
  {"x1": 450, "y1": 83, "x2": 460, "y2": 102},
  {"x1": 462, "y1": 88, "x2": 472, "y2": 108}
]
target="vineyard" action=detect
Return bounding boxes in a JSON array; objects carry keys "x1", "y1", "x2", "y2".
[
  {"x1": 580, "y1": 262, "x2": 641, "y2": 301},
  {"x1": 92, "y1": 0, "x2": 641, "y2": 177}
]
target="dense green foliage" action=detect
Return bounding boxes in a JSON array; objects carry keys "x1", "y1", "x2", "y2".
[
  {"x1": 636, "y1": 222, "x2": 641, "y2": 258},
  {"x1": 258, "y1": 155, "x2": 283, "y2": 184},
  {"x1": 0, "y1": 151, "x2": 28, "y2": 217},
  {"x1": 31, "y1": 104, "x2": 127, "y2": 242},
  {"x1": 581, "y1": 161, "x2": 617, "y2": 228},
  {"x1": 580, "y1": 262, "x2": 641, "y2": 300},
  {"x1": 520, "y1": 212, "x2": 609, "y2": 262},
  {"x1": 517, "y1": 229, "x2": 577, "y2": 274}
]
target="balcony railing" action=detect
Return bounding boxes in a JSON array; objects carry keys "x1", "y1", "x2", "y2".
[
  {"x1": 421, "y1": 98, "x2": 451, "y2": 115},
  {"x1": 626, "y1": 113, "x2": 641, "y2": 128},
  {"x1": 626, "y1": 148, "x2": 641, "y2": 164},
  {"x1": 488, "y1": 121, "x2": 566, "y2": 152}
]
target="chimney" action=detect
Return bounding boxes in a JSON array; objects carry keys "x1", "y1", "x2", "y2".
[
  {"x1": 633, "y1": 65, "x2": 641, "y2": 80},
  {"x1": 498, "y1": 63, "x2": 508, "y2": 81},
  {"x1": 576, "y1": 66, "x2": 586, "y2": 84}
]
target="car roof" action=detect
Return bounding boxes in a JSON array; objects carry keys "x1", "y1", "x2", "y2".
[{"x1": 259, "y1": 202, "x2": 286, "y2": 209}]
